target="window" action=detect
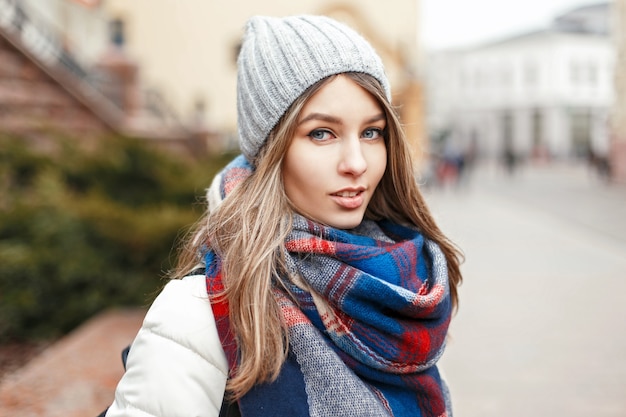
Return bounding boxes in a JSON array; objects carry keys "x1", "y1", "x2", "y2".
[{"x1": 110, "y1": 18, "x2": 125, "y2": 47}]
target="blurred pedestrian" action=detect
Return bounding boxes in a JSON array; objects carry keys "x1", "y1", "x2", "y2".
[
  {"x1": 104, "y1": 15, "x2": 463, "y2": 417},
  {"x1": 502, "y1": 147, "x2": 517, "y2": 175},
  {"x1": 586, "y1": 145, "x2": 612, "y2": 183}
]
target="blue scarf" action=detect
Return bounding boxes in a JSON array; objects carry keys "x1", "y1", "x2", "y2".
[{"x1": 206, "y1": 156, "x2": 453, "y2": 417}]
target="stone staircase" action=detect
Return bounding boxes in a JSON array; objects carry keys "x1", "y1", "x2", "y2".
[
  {"x1": 0, "y1": 24, "x2": 119, "y2": 140},
  {"x1": 0, "y1": 1, "x2": 212, "y2": 156}
]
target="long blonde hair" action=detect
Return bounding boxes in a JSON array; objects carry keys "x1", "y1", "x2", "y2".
[{"x1": 174, "y1": 72, "x2": 463, "y2": 399}]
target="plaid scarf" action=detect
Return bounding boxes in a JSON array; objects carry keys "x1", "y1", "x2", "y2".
[{"x1": 205, "y1": 156, "x2": 453, "y2": 417}]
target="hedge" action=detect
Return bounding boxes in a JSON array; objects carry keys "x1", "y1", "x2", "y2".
[{"x1": 0, "y1": 135, "x2": 235, "y2": 342}]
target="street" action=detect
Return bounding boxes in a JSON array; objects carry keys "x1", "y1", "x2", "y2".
[{"x1": 424, "y1": 161, "x2": 626, "y2": 416}]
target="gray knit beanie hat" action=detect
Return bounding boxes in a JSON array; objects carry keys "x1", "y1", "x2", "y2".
[{"x1": 237, "y1": 15, "x2": 391, "y2": 164}]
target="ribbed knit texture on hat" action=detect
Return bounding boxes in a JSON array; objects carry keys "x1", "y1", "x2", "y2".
[{"x1": 236, "y1": 15, "x2": 391, "y2": 164}]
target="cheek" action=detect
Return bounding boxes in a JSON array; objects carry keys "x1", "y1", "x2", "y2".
[
  {"x1": 285, "y1": 162, "x2": 314, "y2": 194},
  {"x1": 369, "y1": 144, "x2": 388, "y2": 184},
  {"x1": 284, "y1": 139, "x2": 331, "y2": 184},
  {"x1": 283, "y1": 151, "x2": 322, "y2": 199}
]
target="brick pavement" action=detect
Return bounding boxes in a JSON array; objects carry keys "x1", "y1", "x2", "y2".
[{"x1": 0, "y1": 309, "x2": 145, "y2": 417}]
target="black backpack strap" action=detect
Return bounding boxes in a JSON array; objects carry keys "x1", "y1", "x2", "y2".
[
  {"x1": 98, "y1": 269, "x2": 210, "y2": 417},
  {"x1": 219, "y1": 394, "x2": 241, "y2": 417},
  {"x1": 121, "y1": 344, "x2": 131, "y2": 370},
  {"x1": 96, "y1": 344, "x2": 132, "y2": 416}
]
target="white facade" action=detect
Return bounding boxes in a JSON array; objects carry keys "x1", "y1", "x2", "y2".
[{"x1": 424, "y1": 3, "x2": 614, "y2": 161}]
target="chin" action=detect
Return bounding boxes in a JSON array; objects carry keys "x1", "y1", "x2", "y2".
[{"x1": 325, "y1": 214, "x2": 366, "y2": 230}]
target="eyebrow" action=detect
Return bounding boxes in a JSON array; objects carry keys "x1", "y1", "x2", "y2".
[{"x1": 297, "y1": 112, "x2": 386, "y2": 126}]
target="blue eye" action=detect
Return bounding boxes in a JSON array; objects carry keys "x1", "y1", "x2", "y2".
[
  {"x1": 308, "y1": 129, "x2": 334, "y2": 141},
  {"x1": 362, "y1": 128, "x2": 383, "y2": 140}
]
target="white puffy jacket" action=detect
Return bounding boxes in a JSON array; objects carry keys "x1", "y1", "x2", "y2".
[{"x1": 105, "y1": 275, "x2": 229, "y2": 417}]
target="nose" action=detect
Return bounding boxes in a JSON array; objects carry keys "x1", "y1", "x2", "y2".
[{"x1": 338, "y1": 136, "x2": 367, "y2": 177}]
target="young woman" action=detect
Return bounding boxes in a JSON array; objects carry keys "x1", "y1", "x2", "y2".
[{"x1": 105, "y1": 15, "x2": 462, "y2": 417}]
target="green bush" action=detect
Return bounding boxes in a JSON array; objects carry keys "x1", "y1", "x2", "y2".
[{"x1": 0, "y1": 135, "x2": 235, "y2": 342}]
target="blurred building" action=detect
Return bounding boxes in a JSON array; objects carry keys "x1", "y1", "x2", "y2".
[
  {"x1": 1, "y1": 0, "x2": 427, "y2": 161},
  {"x1": 0, "y1": 0, "x2": 207, "y2": 156},
  {"x1": 424, "y1": 2, "x2": 614, "y2": 164},
  {"x1": 101, "y1": 0, "x2": 425, "y2": 159},
  {"x1": 612, "y1": 0, "x2": 626, "y2": 182}
]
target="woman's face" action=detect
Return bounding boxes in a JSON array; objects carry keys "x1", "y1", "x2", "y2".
[{"x1": 282, "y1": 75, "x2": 387, "y2": 229}]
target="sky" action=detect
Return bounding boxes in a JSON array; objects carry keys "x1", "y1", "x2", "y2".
[{"x1": 420, "y1": 0, "x2": 604, "y2": 50}]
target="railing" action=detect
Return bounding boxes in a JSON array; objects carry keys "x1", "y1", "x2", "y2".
[
  {"x1": 0, "y1": 0, "x2": 106, "y2": 94},
  {"x1": 0, "y1": 0, "x2": 186, "y2": 130}
]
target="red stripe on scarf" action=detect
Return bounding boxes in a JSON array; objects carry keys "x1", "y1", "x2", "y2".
[
  {"x1": 206, "y1": 273, "x2": 238, "y2": 370},
  {"x1": 399, "y1": 327, "x2": 431, "y2": 363},
  {"x1": 223, "y1": 167, "x2": 251, "y2": 195},
  {"x1": 413, "y1": 374, "x2": 447, "y2": 417},
  {"x1": 285, "y1": 237, "x2": 336, "y2": 255},
  {"x1": 414, "y1": 283, "x2": 447, "y2": 311},
  {"x1": 275, "y1": 292, "x2": 313, "y2": 326}
]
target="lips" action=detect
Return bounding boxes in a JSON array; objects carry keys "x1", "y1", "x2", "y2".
[
  {"x1": 333, "y1": 190, "x2": 360, "y2": 198},
  {"x1": 330, "y1": 188, "x2": 365, "y2": 209}
]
